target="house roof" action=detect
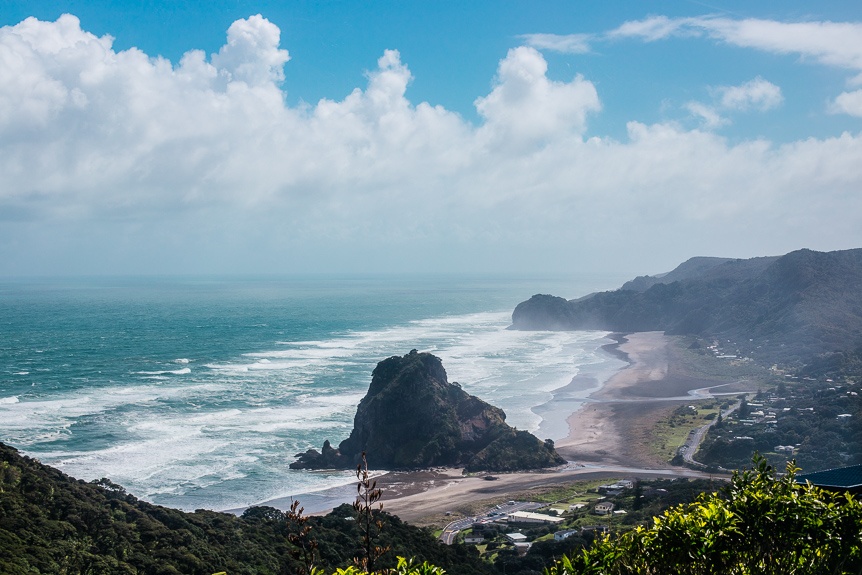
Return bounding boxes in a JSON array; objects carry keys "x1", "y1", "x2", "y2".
[
  {"x1": 797, "y1": 464, "x2": 862, "y2": 493},
  {"x1": 507, "y1": 511, "x2": 564, "y2": 523}
]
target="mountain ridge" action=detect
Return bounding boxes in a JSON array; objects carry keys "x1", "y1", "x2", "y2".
[{"x1": 511, "y1": 248, "x2": 862, "y2": 365}]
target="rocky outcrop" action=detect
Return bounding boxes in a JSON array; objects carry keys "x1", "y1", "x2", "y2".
[{"x1": 290, "y1": 350, "x2": 564, "y2": 471}]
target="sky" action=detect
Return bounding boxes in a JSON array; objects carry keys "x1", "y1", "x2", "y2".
[{"x1": 1, "y1": 0, "x2": 862, "y2": 278}]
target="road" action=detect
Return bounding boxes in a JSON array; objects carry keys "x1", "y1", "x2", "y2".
[
  {"x1": 439, "y1": 501, "x2": 541, "y2": 544},
  {"x1": 680, "y1": 401, "x2": 741, "y2": 467}
]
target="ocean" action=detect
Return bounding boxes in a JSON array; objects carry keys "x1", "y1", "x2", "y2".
[{"x1": 0, "y1": 275, "x2": 627, "y2": 512}]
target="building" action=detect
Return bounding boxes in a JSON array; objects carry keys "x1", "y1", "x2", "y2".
[
  {"x1": 598, "y1": 480, "x2": 634, "y2": 493},
  {"x1": 594, "y1": 502, "x2": 615, "y2": 515},
  {"x1": 797, "y1": 464, "x2": 862, "y2": 494},
  {"x1": 506, "y1": 533, "x2": 528, "y2": 544},
  {"x1": 507, "y1": 511, "x2": 564, "y2": 525},
  {"x1": 554, "y1": 529, "x2": 579, "y2": 541},
  {"x1": 464, "y1": 535, "x2": 485, "y2": 544}
]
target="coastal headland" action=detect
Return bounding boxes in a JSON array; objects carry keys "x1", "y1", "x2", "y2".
[{"x1": 266, "y1": 331, "x2": 758, "y2": 523}]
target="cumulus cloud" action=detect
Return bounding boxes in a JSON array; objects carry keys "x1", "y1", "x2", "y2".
[
  {"x1": 211, "y1": 14, "x2": 290, "y2": 86},
  {"x1": 474, "y1": 47, "x2": 600, "y2": 143},
  {"x1": 0, "y1": 14, "x2": 861, "y2": 276},
  {"x1": 519, "y1": 33, "x2": 592, "y2": 54}
]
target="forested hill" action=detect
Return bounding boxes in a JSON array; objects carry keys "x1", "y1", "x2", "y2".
[
  {"x1": 511, "y1": 248, "x2": 862, "y2": 365},
  {"x1": 0, "y1": 443, "x2": 490, "y2": 575}
]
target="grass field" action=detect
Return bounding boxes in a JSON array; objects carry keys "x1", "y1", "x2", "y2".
[{"x1": 648, "y1": 401, "x2": 720, "y2": 462}]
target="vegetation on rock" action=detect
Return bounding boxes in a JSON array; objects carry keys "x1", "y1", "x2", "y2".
[{"x1": 291, "y1": 351, "x2": 564, "y2": 472}]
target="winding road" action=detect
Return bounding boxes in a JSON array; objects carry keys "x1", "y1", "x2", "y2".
[{"x1": 680, "y1": 401, "x2": 741, "y2": 467}]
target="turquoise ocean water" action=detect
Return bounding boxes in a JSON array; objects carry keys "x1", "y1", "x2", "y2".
[{"x1": 0, "y1": 275, "x2": 627, "y2": 512}]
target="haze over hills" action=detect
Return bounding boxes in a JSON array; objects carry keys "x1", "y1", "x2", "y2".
[{"x1": 512, "y1": 248, "x2": 862, "y2": 365}]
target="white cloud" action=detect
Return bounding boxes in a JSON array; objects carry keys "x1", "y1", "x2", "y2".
[
  {"x1": 830, "y1": 90, "x2": 862, "y2": 117},
  {"x1": 684, "y1": 101, "x2": 727, "y2": 129},
  {"x1": 608, "y1": 15, "x2": 690, "y2": 42},
  {"x1": 683, "y1": 78, "x2": 781, "y2": 130},
  {"x1": 211, "y1": 14, "x2": 290, "y2": 87},
  {"x1": 0, "y1": 15, "x2": 861, "y2": 275},
  {"x1": 717, "y1": 77, "x2": 783, "y2": 111},
  {"x1": 609, "y1": 15, "x2": 862, "y2": 73},
  {"x1": 696, "y1": 18, "x2": 862, "y2": 72},
  {"x1": 520, "y1": 33, "x2": 591, "y2": 54},
  {"x1": 474, "y1": 47, "x2": 600, "y2": 144}
]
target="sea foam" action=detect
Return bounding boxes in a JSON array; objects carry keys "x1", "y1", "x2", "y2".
[{"x1": 0, "y1": 276, "x2": 627, "y2": 511}]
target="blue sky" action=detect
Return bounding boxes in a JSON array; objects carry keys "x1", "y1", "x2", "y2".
[{"x1": 2, "y1": 1, "x2": 862, "y2": 277}]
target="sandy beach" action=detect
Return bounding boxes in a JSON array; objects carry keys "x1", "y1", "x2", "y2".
[{"x1": 273, "y1": 331, "x2": 747, "y2": 523}]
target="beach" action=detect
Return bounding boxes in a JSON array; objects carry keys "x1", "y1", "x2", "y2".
[{"x1": 278, "y1": 331, "x2": 748, "y2": 523}]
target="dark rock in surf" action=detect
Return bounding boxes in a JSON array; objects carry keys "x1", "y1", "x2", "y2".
[{"x1": 290, "y1": 350, "x2": 565, "y2": 472}]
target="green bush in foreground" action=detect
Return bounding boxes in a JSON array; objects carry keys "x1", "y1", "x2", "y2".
[{"x1": 547, "y1": 457, "x2": 862, "y2": 575}]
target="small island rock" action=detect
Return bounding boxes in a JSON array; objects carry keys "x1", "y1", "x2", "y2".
[{"x1": 290, "y1": 350, "x2": 565, "y2": 472}]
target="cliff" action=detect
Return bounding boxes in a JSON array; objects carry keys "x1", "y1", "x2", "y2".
[
  {"x1": 511, "y1": 248, "x2": 862, "y2": 365},
  {"x1": 291, "y1": 350, "x2": 565, "y2": 472}
]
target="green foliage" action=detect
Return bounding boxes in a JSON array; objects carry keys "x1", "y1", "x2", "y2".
[
  {"x1": 699, "y1": 380, "x2": 861, "y2": 471},
  {"x1": 544, "y1": 457, "x2": 862, "y2": 575},
  {"x1": 325, "y1": 556, "x2": 447, "y2": 575},
  {"x1": 0, "y1": 443, "x2": 492, "y2": 575},
  {"x1": 799, "y1": 345, "x2": 862, "y2": 382},
  {"x1": 465, "y1": 430, "x2": 565, "y2": 472}
]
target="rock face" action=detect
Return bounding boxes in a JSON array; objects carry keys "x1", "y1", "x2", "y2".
[
  {"x1": 290, "y1": 350, "x2": 565, "y2": 472},
  {"x1": 511, "y1": 248, "x2": 862, "y2": 365}
]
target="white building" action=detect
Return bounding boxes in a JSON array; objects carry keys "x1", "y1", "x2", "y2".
[
  {"x1": 554, "y1": 529, "x2": 579, "y2": 541},
  {"x1": 507, "y1": 511, "x2": 564, "y2": 525},
  {"x1": 594, "y1": 502, "x2": 615, "y2": 515},
  {"x1": 506, "y1": 533, "x2": 528, "y2": 543}
]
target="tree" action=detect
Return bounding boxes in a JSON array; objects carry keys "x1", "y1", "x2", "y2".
[
  {"x1": 737, "y1": 398, "x2": 750, "y2": 420},
  {"x1": 353, "y1": 452, "x2": 389, "y2": 572},
  {"x1": 631, "y1": 482, "x2": 643, "y2": 512},
  {"x1": 546, "y1": 457, "x2": 862, "y2": 575},
  {"x1": 286, "y1": 499, "x2": 321, "y2": 575}
]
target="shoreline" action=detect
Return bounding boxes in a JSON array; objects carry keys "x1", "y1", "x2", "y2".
[
  {"x1": 533, "y1": 331, "x2": 630, "y2": 442},
  {"x1": 256, "y1": 330, "x2": 734, "y2": 521},
  {"x1": 251, "y1": 330, "x2": 637, "y2": 517}
]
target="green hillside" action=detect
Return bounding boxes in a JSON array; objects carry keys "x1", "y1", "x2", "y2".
[{"x1": 0, "y1": 443, "x2": 489, "y2": 575}]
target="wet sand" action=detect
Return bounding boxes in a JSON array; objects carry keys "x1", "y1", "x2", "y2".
[{"x1": 268, "y1": 331, "x2": 734, "y2": 523}]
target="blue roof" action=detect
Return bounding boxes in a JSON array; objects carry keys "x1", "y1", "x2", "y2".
[{"x1": 797, "y1": 464, "x2": 862, "y2": 491}]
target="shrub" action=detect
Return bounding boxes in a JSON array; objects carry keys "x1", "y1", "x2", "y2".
[{"x1": 545, "y1": 457, "x2": 862, "y2": 575}]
